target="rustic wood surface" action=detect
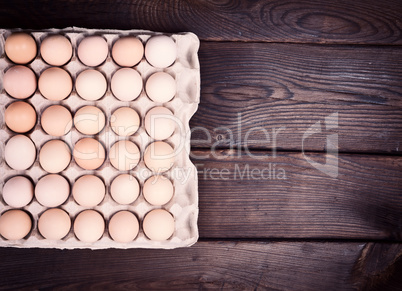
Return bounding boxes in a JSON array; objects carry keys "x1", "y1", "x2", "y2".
[
  {"x1": 0, "y1": 0, "x2": 401, "y2": 290},
  {"x1": 0, "y1": 0, "x2": 401, "y2": 44}
]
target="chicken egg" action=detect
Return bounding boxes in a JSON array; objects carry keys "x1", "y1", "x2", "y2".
[
  {"x1": 38, "y1": 67, "x2": 72, "y2": 101},
  {"x1": 110, "y1": 68, "x2": 142, "y2": 101},
  {"x1": 75, "y1": 69, "x2": 107, "y2": 101},
  {"x1": 5, "y1": 32, "x2": 37, "y2": 64},
  {"x1": 40, "y1": 34, "x2": 72, "y2": 66},
  {"x1": 144, "y1": 141, "x2": 175, "y2": 173},
  {"x1": 39, "y1": 140, "x2": 71, "y2": 173},
  {"x1": 5, "y1": 135, "x2": 36, "y2": 170},
  {"x1": 109, "y1": 211, "x2": 139, "y2": 243},
  {"x1": 38, "y1": 208, "x2": 71, "y2": 240},
  {"x1": 3, "y1": 65, "x2": 37, "y2": 99},
  {"x1": 110, "y1": 174, "x2": 140, "y2": 204},
  {"x1": 74, "y1": 106, "x2": 106, "y2": 135},
  {"x1": 77, "y1": 35, "x2": 108, "y2": 67},
  {"x1": 143, "y1": 175, "x2": 174, "y2": 206},
  {"x1": 110, "y1": 107, "x2": 140, "y2": 136},
  {"x1": 109, "y1": 140, "x2": 140, "y2": 171},
  {"x1": 41, "y1": 105, "x2": 72, "y2": 136},
  {"x1": 145, "y1": 107, "x2": 175, "y2": 140},
  {"x1": 73, "y1": 175, "x2": 105, "y2": 207},
  {"x1": 35, "y1": 174, "x2": 70, "y2": 207},
  {"x1": 74, "y1": 210, "x2": 105, "y2": 243},
  {"x1": 73, "y1": 138, "x2": 105, "y2": 170},
  {"x1": 2, "y1": 176, "x2": 34, "y2": 208},
  {"x1": 145, "y1": 72, "x2": 176, "y2": 103},
  {"x1": 143, "y1": 209, "x2": 174, "y2": 241},
  {"x1": 145, "y1": 35, "x2": 176, "y2": 68},
  {"x1": 112, "y1": 36, "x2": 144, "y2": 67},
  {"x1": 5, "y1": 101, "x2": 37, "y2": 133},
  {"x1": 0, "y1": 210, "x2": 32, "y2": 240}
]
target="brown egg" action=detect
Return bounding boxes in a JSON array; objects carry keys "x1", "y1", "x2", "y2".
[
  {"x1": 143, "y1": 175, "x2": 174, "y2": 206},
  {"x1": 112, "y1": 36, "x2": 144, "y2": 67},
  {"x1": 110, "y1": 174, "x2": 140, "y2": 205},
  {"x1": 74, "y1": 106, "x2": 105, "y2": 135},
  {"x1": 144, "y1": 141, "x2": 175, "y2": 173},
  {"x1": 109, "y1": 140, "x2": 140, "y2": 171},
  {"x1": 144, "y1": 106, "x2": 175, "y2": 140},
  {"x1": 38, "y1": 208, "x2": 71, "y2": 240},
  {"x1": 73, "y1": 138, "x2": 106, "y2": 170},
  {"x1": 74, "y1": 210, "x2": 105, "y2": 243},
  {"x1": 41, "y1": 105, "x2": 72, "y2": 136},
  {"x1": 39, "y1": 140, "x2": 71, "y2": 173},
  {"x1": 77, "y1": 36, "x2": 108, "y2": 67},
  {"x1": 5, "y1": 32, "x2": 37, "y2": 64},
  {"x1": 35, "y1": 174, "x2": 70, "y2": 207},
  {"x1": 143, "y1": 209, "x2": 174, "y2": 241},
  {"x1": 3, "y1": 65, "x2": 37, "y2": 99},
  {"x1": 110, "y1": 107, "x2": 140, "y2": 136},
  {"x1": 38, "y1": 67, "x2": 72, "y2": 101},
  {"x1": 0, "y1": 210, "x2": 32, "y2": 240},
  {"x1": 108, "y1": 211, "x2": 139, "y2": 243},
  {"x1": 73, "y1": 175, "x2": 105, "y2": 207},
  {"x1": 5, "y1": 101, "x2": 37, "y2": 133},
  {"x1": 40, "y1": 34, "x2": 72, "y2": 66}
]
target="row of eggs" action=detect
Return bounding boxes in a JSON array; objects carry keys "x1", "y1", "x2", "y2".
[
  {"x1": 0, "y1": 208, "x2": 175, "y2": 243},
  {"x1": 5, "y1": 102, "x2": 176, "y2": 140},
  {"x1": 5, "y1": 136, "x2": 175, "y2": 172},
  {"x1": 3, "y1": 66, "x2": 176, "y2": 103},
  {"x1": 3, "y1": 174, "x2": 173, "y2": 208},
  {"x1": 4, "y1": 32, "x2": 177, "y2": 68}
]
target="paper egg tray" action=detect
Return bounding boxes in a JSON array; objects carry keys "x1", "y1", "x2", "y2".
[{"x1": 0, "y1": 27, "x2": 200, "y2": 249}]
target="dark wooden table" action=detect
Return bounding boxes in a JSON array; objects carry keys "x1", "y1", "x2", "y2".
[{"x1": 1, "y1": 1, "x2": 402, "y2": 290}]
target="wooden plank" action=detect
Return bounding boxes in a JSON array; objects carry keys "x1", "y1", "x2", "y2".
[
  {"x1": 0, "y1": 0, "x2": 401, "y2": 44},
  {"x1": 192, "y1": 150, "x2": 402, "y2": 239},
  {"x1": 191, "y1": 42, "x2": 402, "y2": 153},
  {"x1": 0, "y1": 241, "x2": 365, "y2": 290}
]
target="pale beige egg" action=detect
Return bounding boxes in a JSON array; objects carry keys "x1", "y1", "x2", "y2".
[
  {"x1": 73, "y1": 175, "x2": 105, "y2": 207},
  {"x1": 3, "y1": 65, "x2": 37, "y2": 99},
  {"x1": 35, "y1": 174, "x2": 70, "y2": 207},
  {"x1": 73, "y1": 138, "x2": 105, "y2": 170},
  {"x1": 40, "y1": 34, "x2": 72, "y2": 66},
  {"x1": 109, "y1": 140, "x2": 140, "y2": 171},
  {"x1": 38, "y1": 67, "x2": 72, "y2": 101},
  {"x1": 77, "y1": 35, "x2": 108, "y2": 67},
  {"x1": 75, "y1": 69, "x2": 107, "y2": 101},
  {"x1": 110, "y1": 174, "x2": 140, "y2": 205},
  {"x1": 108, "y1": 211, "x2": 139, "y2": 243},
  {"x1": 2, "y1": 176, "x2": 34, "y2": 208},
  {"x1": 74, "y1": 210, "x2": 105, "y2": 243},
  {"x1": 145, "y1": 72, "x2": 176, "y2": 103},
  {"x1": 74, "y1": 106, "x2": 106, "y2": 135},
  {"x1": 39, "y1": 140, "x2": 71, "y2": 173},
  {"x1": 5, "y1": 101, "x2": 37, "y2": 133},
  {"x1": 145, "y1": 107, "x2": 175, "y2": 140},
  {"x1": 110, "y1": 107, "x2": 140, "y2": 136},
  {"x1": 145, "y1": 35, "x2": 176, "y2": 68},
  {"x1": 111, "y1": 68, "x2": 142, "y2": 101},
  {"x1": 41, "y1": 105, "x2": 72, "y2": 136},
  {"x1": 5, "y1": 135, "x2": 36, "y2": 170},
  {"x1": 5, "y1": 32, "x2": 37, "y2": 64},
  {"x1": 38, "y1": 208, "x2": 71, "y2": 240},
  {"x1": 0, "y1": 210, "x2": 32, "y2": 240},
  {"x1": 144, "y1": 141, "x2": 175, "y2": 173},
  {"x1": 143, "y1": 209, "x2": 174, "y2": 241},
  {"x1": 143, "y1": 175, "x2": 174, "y2": 206},
  {"x1": 112, "y1": 36, "x2": 144, "y2": 67}
]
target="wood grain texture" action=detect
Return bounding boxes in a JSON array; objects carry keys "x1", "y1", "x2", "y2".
[
  {"x1": 191, "y1": 42, "x2": 402, "y2": 153},
  {"x1": 0, "y1": 241, "x2": 365, "y2": 290},
  {"x1": 193, "y1": 150, "x2": 402, "y2": 239},
  {"x1": 0, "y1": 0, "x2": 401, "y2": 44}
]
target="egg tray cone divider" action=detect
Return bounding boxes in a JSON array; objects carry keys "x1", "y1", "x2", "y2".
[{"x1": 0, "y1": 27, "x2": 200, "y2": 249}]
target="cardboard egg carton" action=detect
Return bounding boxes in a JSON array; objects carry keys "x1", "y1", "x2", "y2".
[{"x1": 0, "y1": 27, "x2": 200, "y2": 249}]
